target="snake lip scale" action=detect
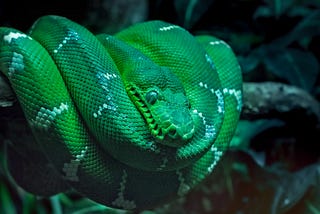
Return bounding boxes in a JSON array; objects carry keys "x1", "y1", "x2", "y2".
[{"x1": 0, "y1": 15, "x2": 242, "y2": 210}]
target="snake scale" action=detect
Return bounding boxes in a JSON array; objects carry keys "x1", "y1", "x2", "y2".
[{"x1": 0, "y1": 15, "x2": 242, "y2": 210}]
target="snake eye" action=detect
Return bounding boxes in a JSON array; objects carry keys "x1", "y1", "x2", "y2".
[{"x1": 146, "y1": 90, "x2": 158, "y2": 105}]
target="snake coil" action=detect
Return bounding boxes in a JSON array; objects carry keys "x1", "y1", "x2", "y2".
[{"x1": 0, "y1": 16, "x2": 242, "y2": 210}]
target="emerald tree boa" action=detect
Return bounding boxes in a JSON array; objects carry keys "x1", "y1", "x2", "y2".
[{"x1": 0, "y1": 15, "x2": 242, "y2": 210}]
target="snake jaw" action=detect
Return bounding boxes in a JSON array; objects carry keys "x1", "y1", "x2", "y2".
[
  {"x1": 126, "y1": 84, "x2": 163, "y2": 137},
  {"x1": 125, "y1": 83, "x2": 195, "y2": 147},
  {"x1": 157, "y1": 109, "x2": 195, "y2": 145}
]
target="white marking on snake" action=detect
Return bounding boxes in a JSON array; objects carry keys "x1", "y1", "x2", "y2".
[
  {"x1": 214, "y1": 89, "x2": 224, "y2": 114},
  {"x1": 62, "y1": 146, "x2": 88, "y2": 182},
  {"x1": 207, "y1": 145, "x2": 223, "y2": 173},
  {"x1": 8, "y1": 52, "x2": 24, "y2": 77},
  {"x1": 205, "y1": 53, "x2": 216, "y2": 70},
  {"x1": 204, "y1": 124, "x2": 216, "y2": 139},
  {"x1": 112, "y1": 170, "x2": 136, "y2": 210},
  {"x1": 209, "y1": 40, "x2": 230, "y2": 49},
  {"x1": 93, "y1": 73, "x2": 119, "y2": 118},
  {"x1": 93, "y1": 101, "x2": 118, "y2": 118},
  {"x1": 30, "y1": 103, "x2": 69, "y2": 130},
  {"x1": 159, "y1": 25, "x2": 180, "y2": 31},
  {"x1": 3, "y1": 32, "x2": 32, "y2": 43},
  {"x1": 53, "y1": 31, "x2": 79, "y2": 53},
  {"x1": 176, "y1": 169, "x2": 190, "y2": 196},
  {"x1": 222, "y1": 88, "x2": 242, "y2": 111},
  {"x1": 97, "y1": 71, "x2": 119, "y2": 83},
  {"x1": 199, "y1": 82, "x2": 225, "y2": 114},
  {"x1": 199, "y1": 81, "x2": 242, "y2": 112},
  {"x1": 193, "y1": 109, "x2": 216, "y2": 139},
  {"x1": 104, "y1": 73, "x2": 118, "y2": 80}
]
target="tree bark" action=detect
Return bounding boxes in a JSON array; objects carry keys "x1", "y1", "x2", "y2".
[{"x1": 1, "y1": 74, "x2": 319, "y2": 129}]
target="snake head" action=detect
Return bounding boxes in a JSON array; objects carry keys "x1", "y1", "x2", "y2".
[{"x1": 125, "y1": 66, "x2": 195, "y2": 147}]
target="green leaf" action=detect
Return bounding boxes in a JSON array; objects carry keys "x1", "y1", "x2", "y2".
[
  {"x1": 0, "y1": 184, "x2": 16, "y2": 214},
  {"x1": 306, "y1": 201, "x2": 320, "y2": 214},
  {"x1": 289, "y1": 10, "x2": 320, "y2": 40},
  {"x1": 254, "y1": 0, "x2": 297, "y2": 19},
  {"x1": 273, "y1": 0, "x2": 284, "y2": 18},
  {"x1": 253, "y1": 6, "x2": 273, "y2": 19},
  {"x1": 287, "y1": 5, "x2": 315, "y2": 17},
  {"x1": 238, "y1": 50, "x2": 263, "y2": 73},
  {"x1": 174, "y1": 0, "x2": 215, "y2": 29},
  {"x1": 263, "y1": 48, "x2": 319, "y2": 91},
  {"x1": 230, "y1": 119, "x2": 285, "y2": 149},
  {"x1": 274, "y1": 10, "x2": 320, "y2": 47},
  {"x1": 62, "y1": 196, "x2": 128, "y2": 214}
]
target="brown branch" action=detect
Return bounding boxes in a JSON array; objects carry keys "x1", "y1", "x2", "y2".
[
  {"x1": 1, "y1": 74, "x2": 320, "y2": 129},
  {"x1": 241, "y1": 82, "x2": 320, "y2": 129}
]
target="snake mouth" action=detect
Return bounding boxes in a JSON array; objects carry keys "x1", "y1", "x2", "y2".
[
  {"x1": 156, "y1": 109, "x2": 195, "y2": 145},
  {"x1": 126, "y1": 85, "x2": 164, "y2": 140},
  {"x1": 126, "y1": 85, "x2": 194, "y2": 146},
  {"x1": 163, "y1": 124, "x2": 194, "y2": 140}
]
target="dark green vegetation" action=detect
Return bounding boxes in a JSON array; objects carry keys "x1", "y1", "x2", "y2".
[{"x1": 1, "y1": 0, "x2": 319, "y2": 213}]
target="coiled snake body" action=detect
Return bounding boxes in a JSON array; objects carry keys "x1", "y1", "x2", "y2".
[{"x1": 0, "y1": 16, "x2": 242, "y2": 210}]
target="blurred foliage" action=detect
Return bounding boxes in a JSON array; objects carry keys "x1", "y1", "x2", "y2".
[
  {"x1": 150, "y1": 0, "x2": 320, "y2": 94},
  {"x1": 0, "y1": 0, "x2": 320, "y2": 213}
]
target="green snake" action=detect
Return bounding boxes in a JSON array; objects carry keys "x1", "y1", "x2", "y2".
[{"x1": 0, "y1": 16, "x2": 242, "y2": 210}]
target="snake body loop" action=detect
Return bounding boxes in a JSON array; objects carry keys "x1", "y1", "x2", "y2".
[{"x1": 0, "y1": 16, "x2": 242, "y2": 210}]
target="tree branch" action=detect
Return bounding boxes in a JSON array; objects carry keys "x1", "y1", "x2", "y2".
[
  {"x1": 241, "y1": 82, "x2": 320, "y2": 129},
  {"x1": 1, "y1": 74, "x2": 320, "y2": 129}
]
